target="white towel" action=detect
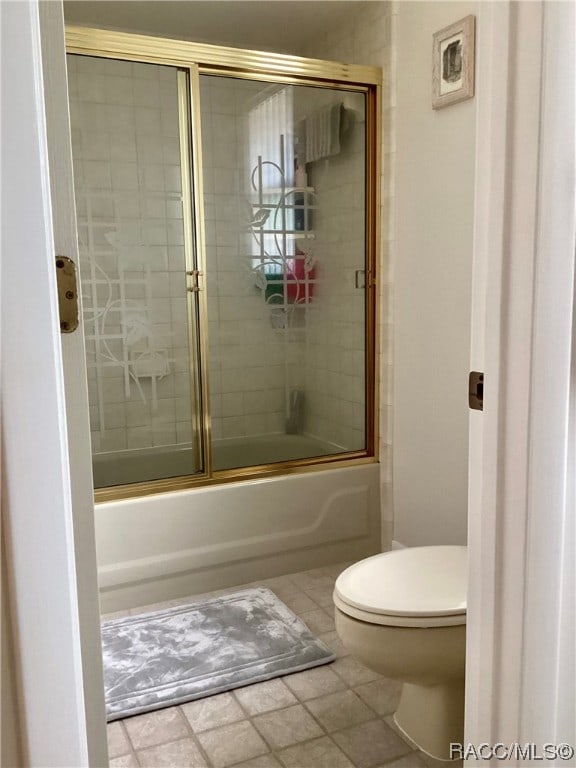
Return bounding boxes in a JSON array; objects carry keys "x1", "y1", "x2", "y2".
[{"x1": 305, "y1": 103, "x2": 342, "y2": 163}]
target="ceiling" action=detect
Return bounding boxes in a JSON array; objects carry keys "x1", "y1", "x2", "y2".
[{"x1": 63, "y1": 1, "x2": 364, "y2": 54}]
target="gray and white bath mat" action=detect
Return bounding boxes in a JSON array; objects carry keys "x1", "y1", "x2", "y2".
[{"x1": 102, "y1": 587, "x2": 335, "y2": 721}]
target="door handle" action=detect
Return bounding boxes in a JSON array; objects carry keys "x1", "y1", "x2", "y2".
[{"x1": 186, "y1": 270, "x2": 203, "y2": 292}]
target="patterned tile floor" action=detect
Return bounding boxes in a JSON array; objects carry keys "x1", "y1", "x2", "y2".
[{"x1": 103, "y1": 563, "x2": 461, "y2": 768}]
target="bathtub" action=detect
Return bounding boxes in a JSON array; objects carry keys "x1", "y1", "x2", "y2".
[
  {"x1": 94, "y1": 459, "x2": 382, "y2": 612},
  {"x1": 93, "y1": 434, "x2": 342, "y2": 488}
]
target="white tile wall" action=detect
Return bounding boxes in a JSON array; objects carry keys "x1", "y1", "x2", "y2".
[
  {"x1": 201, "y1": 76, "x2": 303, "y2": 444},
  {"x1": 202, "y1": 78, "x2": 348, "y2": 439},
  {"x1": 67, "y1": 55, "x2": 194, "y2": 455},
  {"x1": 202, "y1": 76, "x2": 371, "y2": 453},
  {"x1": 299, "y1": 90, "x2": 367, "y2": 451}
]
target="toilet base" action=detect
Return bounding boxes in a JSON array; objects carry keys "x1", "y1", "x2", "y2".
[{"x1": 394, "y1": 680, "x2": 465, "y2": 761}]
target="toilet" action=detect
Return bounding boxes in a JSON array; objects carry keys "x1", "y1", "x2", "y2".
[{"x1": 333, "y1": 546, "x2": 467, "y2": 761}]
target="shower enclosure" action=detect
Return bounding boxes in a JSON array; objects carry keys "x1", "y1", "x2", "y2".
[{"x1": 65, "y1": 28, "x2": 380, "y2": 501}]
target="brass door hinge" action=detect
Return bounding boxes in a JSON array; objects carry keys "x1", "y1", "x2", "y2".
[{"x1": 56, "y1": 256, "x2": 79, "y2": 333}]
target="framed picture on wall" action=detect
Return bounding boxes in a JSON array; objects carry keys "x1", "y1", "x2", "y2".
[{"x1": 432, "y1": 15, "x2": 475, "y2": 109}]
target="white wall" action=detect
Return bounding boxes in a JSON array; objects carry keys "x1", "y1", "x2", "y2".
[{"x1": 393, "y1": 1, "x2": 476, "y2": 546}]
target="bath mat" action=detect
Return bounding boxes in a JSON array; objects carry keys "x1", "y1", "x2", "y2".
[{"x1": 101, "y1": 587, "x2": 335, "y2": 721}]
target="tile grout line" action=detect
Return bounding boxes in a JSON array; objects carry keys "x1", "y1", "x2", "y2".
[
  {"x1": 300, "y1": 686, "x2": 382, "y2": 729},
  {"x1": 227, "y1": 728, "x2": 352, "y2": 768},
  {"x1": 124, "y1": 706, "x2": 213, "y2": 767},
  {"x1": 117, "y1": 719, "x2": 132, "y2": 757},
  {"x1": 176, "y1": 704, "x2": 217, "y2": 768},
  {"x1": 116, "y1": 705, "x2": 419, "y2": 768},
  {"x1": 230, "y1": 679, "x2": 345, "y2": 768},
  {"x1": 228, "y1": 688, "x2": 284, "y2": 763},
  {"x1": 115, "y1": 718, "x2": 142, "y2": 767}
]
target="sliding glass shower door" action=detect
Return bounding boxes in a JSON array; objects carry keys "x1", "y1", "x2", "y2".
[
  {"x1": 65, "y1": 28, "x2": 378, "y2": 498},
  {"x1": 67, "y1": 56, "x2": 204, "y2": 487},
  {"x1": 199, "y1": 75, "x2": 369, "y2": 471}
]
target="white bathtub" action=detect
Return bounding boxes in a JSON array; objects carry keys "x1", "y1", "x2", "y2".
[
  {"x1": 95, "y1": 461, "x2": 382, "y2": 612},
  {"x1": 93, "y1": 434, "x2": 341, "y2": 488}
]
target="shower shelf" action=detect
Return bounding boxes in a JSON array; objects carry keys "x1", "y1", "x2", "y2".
[{"x1": 249, "y1": 143, "x2": 317, "y2": 318}]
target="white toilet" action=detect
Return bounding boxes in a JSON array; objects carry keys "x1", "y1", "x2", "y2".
[{"x1": 333, "y1": 546, "x2": 467, "y2": 761}]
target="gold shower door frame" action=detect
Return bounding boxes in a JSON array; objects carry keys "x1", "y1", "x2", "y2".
[{"x1": 66, "y1": 27, "x2": 382, "y2": 503}]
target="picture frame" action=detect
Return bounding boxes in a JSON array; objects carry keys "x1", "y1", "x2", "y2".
[{"x1": 432, "y1": 15, "x2": 475, "y2": 110}]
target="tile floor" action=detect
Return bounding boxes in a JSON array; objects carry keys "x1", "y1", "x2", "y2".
[{"x1": 103, "y1": 563, "x2": 461, "y2": 768}]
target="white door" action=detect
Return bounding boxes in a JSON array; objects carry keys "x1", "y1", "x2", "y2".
[
  {"x1": 1, "y1": 0, "x2": 108, "y2": 765},
  {"x1": 465, "y1": 0, "x2": 575, "y2": 757},
  {"x1": 38, "y1": 2, "x2": 109, "y2": 765}
]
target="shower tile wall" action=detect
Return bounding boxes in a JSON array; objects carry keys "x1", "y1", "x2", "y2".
[
  {"x1": 67, "y1": 56, "x2": 194, "y2": 455},
  {"x1": 200, "y1": 77, "x2": 290, "y2": 442},
  {"x1": 201, "y1": 77, "x2": 367, "y2": 452},
  {"x1": 297, "y1": 0, "x2": 397, "y2": 536},
  {"x1": 297, "y1": 91, "x2": 367, "y2": 451}
]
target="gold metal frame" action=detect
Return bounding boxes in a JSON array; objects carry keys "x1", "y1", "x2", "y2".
[
  {"x1": 95, "y1": 452, "x2": 373, "y2": 504},
  {"x1": 65, "y1": 27, "x2": 381, "y2": 85},
  {"x1": 65, "y1": 27, "x2": 382, "y2": 504},
  {"x1": 177, "y1": 69, "x2": 204, "y2": 475},
  {"x1": 187, "y1": 67, "x2": 213, "y2": 479},
  {"x1": 366, "y1": 81, "x2": 382, "y2": 459}
]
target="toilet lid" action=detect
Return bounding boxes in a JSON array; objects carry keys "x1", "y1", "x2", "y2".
[{"x1": 334, "y1": 546, "x2": 467, "y2": 619}]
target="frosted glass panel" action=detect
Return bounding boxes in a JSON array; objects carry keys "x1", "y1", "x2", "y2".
[{"x1": 67, "y1": 55, "x2": 200, "y2": 487}]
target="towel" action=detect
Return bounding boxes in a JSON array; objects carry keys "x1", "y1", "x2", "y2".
[{"x1": 305, "y1": 103, "x2": 342, "y2": 163}]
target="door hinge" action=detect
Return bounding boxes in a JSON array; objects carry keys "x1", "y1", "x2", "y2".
[
  {"x1": 469, "y1": 371, "x2": 484, "y2": 411},
  {"x1": 56, "y1": 256, "x2": 79, "y2": 333}
]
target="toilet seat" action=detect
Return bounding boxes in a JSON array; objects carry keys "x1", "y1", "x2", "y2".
[{"x1": 334, "y1": 546, "x2": 467, "y2": 628}]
